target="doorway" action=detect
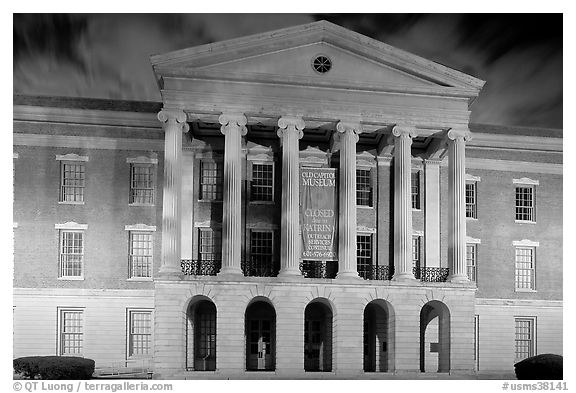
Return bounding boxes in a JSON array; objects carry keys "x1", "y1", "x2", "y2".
[{"x1": 245, "y1": 300, "x2": 276, "y2": 371}]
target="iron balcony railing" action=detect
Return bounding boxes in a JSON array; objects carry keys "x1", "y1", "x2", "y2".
[
  {"x1": 241, "y1": 258, "x2": 279, "y2": 277},
  {"x1": 358, "y1": 265, "x2": 394, "y2": 281},
  {"x1": 412, "y1": 266, "x2": 450, "y2": 282},
  {"x1": 181, "y1": 259, "x2": 221, "y2": 276},
  {"x1": 299, "y1": 261, "x2": 339, "y2": 279}
]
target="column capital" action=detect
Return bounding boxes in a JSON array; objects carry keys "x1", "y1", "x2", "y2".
[
  {"x1": 219, "y1": 113, "x2": 248, "y2": 136},
  {"x1": 392, "y1": 125, "x2": 417, "y2": 138},
  {"x1": 336, "y1": 121, "x2": 361, "y2": 143},
  {"x1": 158, "y1": 108, "x2": 189, "y2": 132},
  {"x1": 447, "y1": 128, "x2": 472, "y2": 142},
  {"x1": 277, "y1": 116, "x2": 305, "y2": 139}
]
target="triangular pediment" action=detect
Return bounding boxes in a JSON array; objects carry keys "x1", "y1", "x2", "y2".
[{"x1": 152, "y1": 20, "x2": 485, "y2": 94}]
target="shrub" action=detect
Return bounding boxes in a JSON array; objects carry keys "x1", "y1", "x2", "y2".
[
  {"x1": 514, "y1": 354, "x2": 563, "y2": 380},
  {"x1": 14, "y1": 356, "x2": 95, "y2": 380}
]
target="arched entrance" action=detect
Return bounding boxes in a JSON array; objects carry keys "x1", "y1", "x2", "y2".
[
  {"x1": 304, "y1": 299, "x2": 333, "y2": 372},
  {"x1": 363, "y1": 300, "x2": 395, "y2": 372},
  {"x1": 245, "y1": 299, "x2": 276, "y2": 371},
  {"x1": 186, "y1": 297, "x2": 216, "y2": 371},
  {"x1": 420, "y1": 300, "x2": 450, "y2": 373}
]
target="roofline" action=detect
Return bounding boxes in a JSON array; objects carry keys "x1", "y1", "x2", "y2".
[{"x1": 150, "y1": 20, "x2": 485, "y2": 91}]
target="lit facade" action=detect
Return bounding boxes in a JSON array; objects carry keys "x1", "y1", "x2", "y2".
[{"x1": 13, "y1": 21, "x2": 562, "y2": 379}]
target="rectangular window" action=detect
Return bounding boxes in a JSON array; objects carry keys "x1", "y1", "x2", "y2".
[
  {"x1": 250, "y1": 231, "x2": 273, "y2": 264},
  {"x1": 466, "y1": 182, "x2": 477, "y2": 219},
  {"x1": 59, "y1": 309, "x2": 83, "y2": 355},
  {"x1": 251, "y1": 163, "x2": 274, "y2": 202},
  {"x1": 59, "y1": 231, "x2": 84, "y2": 278},
  {"x1": 128, "y1": 310, "x2": 152, "y2": 357},
  {"x1": 411, "y1": 171, "x2": 421, "y2": 210},
  {"x1": 515, "y1": 318, "x2": 535, "y2": 361},
  {"x1": 130, "y1": 164, "x2": 154, "y2": 205},
  {"x1": 357, "y1": 234, "x2": 373, "y2": 279},
  {"x1": 129, "y1": 232, "x2": 153, "y2": 278},
  {"x1": 198, "y1": 229, "x2": 222, "y2": 261},
  {"x1": 60, "y1": 162, "x2": 85, "y2": 202},
  {"x1": 412, "y1": 235, "x2": 422, "y2": 269},
  {"x1": 515, "y1": 186, "x2": 535, "y2": 222},
  {"x1": 356, "y1": 169, "x2": 373, "y2": 207},
  {"x1": 200, "y1": 161, "x2": 223, "y2": 201},
  {"x1": 515, "y1": 247, "x2": 536, "y2": 290},
  {"x1": 466, "y1": 244, "x2": 477, "y2": 282}
]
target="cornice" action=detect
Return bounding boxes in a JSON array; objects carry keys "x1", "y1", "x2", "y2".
[
  {"x1": 459, "y1": 157, "x2": 562, "y2": 175},
  {"x1": 475, "y1": 298, "x2": 562, "y2": 308},
  {"x1": 467, "y1": 132, "x2": 562, "y2": 152},
  {"x1": 13, "y1": 105, "x2": 161, "y2": 129},
  {"x1": 14, "y1": 133, "x2": 164, "y2": 151}
]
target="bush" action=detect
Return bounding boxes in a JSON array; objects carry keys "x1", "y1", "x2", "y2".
[
  {"x1": 14, "y1": 356, "x2": 95, "y2": 379},
  {"x1": 514, "y1": 354, "x2": 563, "y2": 380}
]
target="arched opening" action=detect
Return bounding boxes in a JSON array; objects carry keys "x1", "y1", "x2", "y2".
[
  {"x1": 186, "y1": 297, "x2": 216, "y2": 371},
  {"x1": 419, "y1": 300, "x2": 450, "y2": 373},
  {"x1": 304, "y1": 299, "x2": 333, "y2": 372},
  {"x1": 245, "y1": 299, "x2": 276, "y2": 371},
  {"x1": 363, "y1": 300, "x2": 395, "y2": 372}
]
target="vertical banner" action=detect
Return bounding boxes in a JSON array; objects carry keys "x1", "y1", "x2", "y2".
[{"x1": 300, "y1": 167, "x2": 338, "y2": 260}]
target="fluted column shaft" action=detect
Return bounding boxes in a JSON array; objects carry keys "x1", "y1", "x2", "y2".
[
  {"x1": 448, "y1": 128, "x2": 471, "y2": 282},
  {"x1": 219, "y1": 113, "x2": 247, "y2": 275},
  {"x1": 278, "y1": 117, "x2": 305, "y2": 276},
  {"x1": 158, "y1": 109, "x2": 189, "y2": 275},
  {"x1": 336, "y1": 122, "x2": 361, "y2": 279},
  {"x1": 392, "y1": 126, "x2": 416, "y2": 281}
]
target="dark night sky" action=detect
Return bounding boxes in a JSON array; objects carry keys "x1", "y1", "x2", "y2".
[{"x1": 13, "y1": 14, "x2": 563, "y2": 129}]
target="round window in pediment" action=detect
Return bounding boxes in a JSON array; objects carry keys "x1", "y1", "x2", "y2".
[{"x1": 312, "y1": 55, "x2": 332, "y2": 74}]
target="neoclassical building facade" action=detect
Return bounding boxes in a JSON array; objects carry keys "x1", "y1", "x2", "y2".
[{"x1": 13, "y1": 21, "x2": 562, "y2": 379}]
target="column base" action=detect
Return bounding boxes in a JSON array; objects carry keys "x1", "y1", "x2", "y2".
[
  {"x1": 217, "y1": 266, "x2": 244, "y2": 278},
  {"x1": 447, "y1": 274, "x2": 470, "y2": 283},
  {"x1": 278, "y1": 269, "x2": 304, "y2": 280},
  {"x1": 336, "y1": 271, "x2": 362, "y2": 280},
  {"x1": 157, "y1": 266, "x2": 183, "y2": 280},
  {"x1": 392, "y1": 272, "x2": 417, "y2": 282}
]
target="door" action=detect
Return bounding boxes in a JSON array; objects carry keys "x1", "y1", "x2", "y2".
[
  {"x1": 304, "y1": 319, "x2": 323, "y2": 371},
  {"x1": 247, "y1": 318, "x2": 273, "y2": 370}
]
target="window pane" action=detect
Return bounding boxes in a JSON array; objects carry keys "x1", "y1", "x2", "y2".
[
  {"x1": 515, "y1": 186, "x2": 534, "y2": 221},
  {"x1": 60, "y1": 162, "x2": 85, "y2": 202},
  {"x1": 60, "y1": 231, "x2": 84, "y2": 277},
  {"x1": 466, "y1": 244, "x2": 477, "y2": 281},
  {"x1": 200, "y1": 161, "x2": 223, "y2": 201},
  {"x1": 130, "y1": 164, "x2": 154, "y2": 204},
  {"x1": 251, "y1": 163, "x2": 274, "y2": 202},
  {"x1": 466, "y1": 182, "x2": 477, "y2": 219},
  {"x1": 357, "y1": 235, "x2": 372, "y2": 279},
  {"x1": 356, "y1": 169, "x2": 372, "y2": 206},
  {"x1": 411, "y1": 172, "x2": 420, "y2": 209},
  {"x1": 412, "y1": 236, "x2": 421, "y2": 269},
  {"x1": 130, "y1": 311, "x2": 152, "y2": 356},
  {"x1": 515, "y1": 247, "x2": 535, "y2": 290},
  {"x1": 199, "y1": 229, "x2": 222, "y2": 261},
  {"x1": 130, "y1": 232, "x2": 153, "y2": 278},
  {"x1": 60, "y1": 310, "x2": 83, "y2": 355},
  {"x1": 515, "y1": 318, "x2": 534, "y2": 361}
]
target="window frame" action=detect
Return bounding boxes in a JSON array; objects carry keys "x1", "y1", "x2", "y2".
[
  {"x1": 411, "y1": 170, "x2": 422, "y2": 210},
  {"x1": 514, "y1": 246, "x2": 537, "y2": 292},
  {"x1": 58, "y1": 308, "x2": 84, "y2": 356},
  {"x1": 466, "y1": 243, "x2": 477, "y2": 282},
  {"x1": 249, "y1": 161, "x2": 275, "y2": 203},
  {"x1": 356, "y1": 233, "x2": 373, "y2": 279},
  {"x1": 58, "y1": 229, "x2": 85, "y2": 280},
  {"x1": 412, "y1": 234, "x2": 423, "y2": 269},
  {"x1": 356, "y1": 168, "x2": 373, "y2": 208},
  {"x1": 514, "y1": 317, "x2": 536, "y2": 362},
  {"x1": 59, "y1": 161, "x2": 86, "y2": 204},
  {"x1": 199, "y1": 160, "x2": 223, "y2": 202},
  {"x1": 514, "y1": 178, "x2": 538, "y2": 223},
  {"x1": 249, "y1": 229, "x2": 274, "y2": 264},
  {"x1": 127, "y1": 309, "x2": 153, "y2": 359},
  {"x1": 466, "y1": 181, "x2": 478, "y2": 219},
  {"x1": 128, "y1": 231, "x2": 154, "y2": 280},
  {"x1": 129, "y1": 163, "x2": 156, "y2": 206},
  {"x1": 198, "y1": 228, "x2": 222, "y2": 261}
]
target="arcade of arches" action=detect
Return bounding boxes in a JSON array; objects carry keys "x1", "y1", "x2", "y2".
[{"x1": 184, "y1": 296, "x2": 452, "y2": 373}]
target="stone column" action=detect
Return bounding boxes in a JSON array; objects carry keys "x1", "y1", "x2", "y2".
[
  {"x1": 447, "y1": 128, "x2": 471, "y2": 282},
  {"x1": 336, "y1": 122, "x2": 361, "y2": 280},
  {"x1": 391, "y1": 125, "x2": 416, "y2": 281},
  {"x1": 277, "y1": 116, "x2": 305, "y2": 277},
  {"x1": 424, "y1": 159, "x2": 442, "y2": 268},
  {"x1": 157, "y1": 108, "x2": 189, "y2": 276},
  {"x1": 218, "y1": 113, "x2": 247, "y2": 276}
]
